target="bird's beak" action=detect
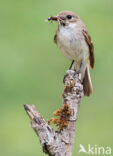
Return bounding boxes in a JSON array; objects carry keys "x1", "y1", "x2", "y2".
[{"x1": 48, "y1": 16, "x2": 58, "y2": 21}]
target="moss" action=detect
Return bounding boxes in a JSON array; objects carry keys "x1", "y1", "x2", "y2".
[{"x1": 48, "y1": 104, "x2": 71, "y2": 131}]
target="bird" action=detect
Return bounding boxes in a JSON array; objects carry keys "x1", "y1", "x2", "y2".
[{"x1": 48, "y1": 11, "x2": 95, "y2": 96}]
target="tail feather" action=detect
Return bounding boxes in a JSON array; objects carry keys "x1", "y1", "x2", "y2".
[{"x1": 82, "y1": 66, "x2": 93, "y2": 96}]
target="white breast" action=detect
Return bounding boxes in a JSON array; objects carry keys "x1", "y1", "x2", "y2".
[{"x1": 57, "y1": 23, "x2": 89, "y2": 63}]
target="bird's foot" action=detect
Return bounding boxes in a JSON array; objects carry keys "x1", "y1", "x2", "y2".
[
  {"x1": 73, "y1": 67, "x2": 80, "y2": 74},
  {"x1": 63, "y1": 73, "x2": 68, "y2": 84},
  {"x1": 76, "y1": 70, "x2": 80, "y2": 74}
]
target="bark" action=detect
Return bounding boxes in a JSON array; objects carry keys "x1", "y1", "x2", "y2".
[{"x1": 24, "y1": 70, "x2": 83, "y2": 156}]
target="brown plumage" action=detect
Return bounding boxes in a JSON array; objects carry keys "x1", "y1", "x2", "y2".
[
  {"x1": 82, "y1": 29, "x2": 95, "y2": 96},
  {"x1": 82, "y1": 67, "x2": 93, "y2": 96},
  {"x1": 82, "y1": 29, "x2": 95, "y2": 69}
]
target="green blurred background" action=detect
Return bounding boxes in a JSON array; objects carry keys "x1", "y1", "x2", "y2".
[{"x1": 0, "y1": 0, "x2": 113, "y2": 155}]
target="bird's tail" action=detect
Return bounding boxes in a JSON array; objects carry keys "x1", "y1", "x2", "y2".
[{"x1": 82, "y1": 66, "x2": 93, "y2": 96}]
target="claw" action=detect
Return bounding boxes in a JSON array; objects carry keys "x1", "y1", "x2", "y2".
[{"x1": 63, "y1": 74, "x2": 67, "y2": 84}]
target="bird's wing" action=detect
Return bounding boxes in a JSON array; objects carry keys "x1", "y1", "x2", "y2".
[
  {"x1": 54, "y1": 33, "x2": 57, "y2": 44},
  {"x1": 82, "y1": 29, "x2": 95, "y2": 69},
  {"x1": 54, "y1": 28, "x2": 59, "y2": 44}
]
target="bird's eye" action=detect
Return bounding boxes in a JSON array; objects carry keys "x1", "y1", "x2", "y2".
[{"x1": 66, "y1": 15, "x2": 72, "y2": 19}]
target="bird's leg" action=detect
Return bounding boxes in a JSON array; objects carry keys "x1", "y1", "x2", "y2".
[
  {"x1": 74, "y1": 61, "x2": 83, "y2": 74},
  {"x1": 69, "y1": 60, "x2": 74, "y2": 70},
  {"x1": 80, "y1": 61, "x2": 83, "y2": 69},
  {"x1": 63, "y1": 73, "x2": 68, "y2": 84},
  {"x1": 63, "y1": 60, "x2": 75, "y2": 84}
]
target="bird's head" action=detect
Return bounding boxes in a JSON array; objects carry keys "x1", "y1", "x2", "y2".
[{"x1": 48, "y1": 11, "x2": 80, "y2": 26}]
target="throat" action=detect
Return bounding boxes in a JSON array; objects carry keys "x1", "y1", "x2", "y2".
[{"x1": 58, "y1": 24, "x2": 75, "y2": 41}]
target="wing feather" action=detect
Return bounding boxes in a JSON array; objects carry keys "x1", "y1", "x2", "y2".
[
  {"x1": 83, "y1": 29, "x2": 95, "y2": 69},
  {"x1": 54, "y1": 32, "x2": 57, "y2": 44}
]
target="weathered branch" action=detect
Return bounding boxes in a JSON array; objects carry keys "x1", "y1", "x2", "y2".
[{"x1": 24, "y1": 70, "x2": 83, "y2": 156}]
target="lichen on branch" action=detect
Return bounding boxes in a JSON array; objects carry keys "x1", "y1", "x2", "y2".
[{"x1": 48, "y1": 104, "x2": 71, "y2": 130}]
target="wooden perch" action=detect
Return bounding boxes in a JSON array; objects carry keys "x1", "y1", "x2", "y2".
[{"x1": 24, "y1": 70, "x2": 83, "y2": 156}]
